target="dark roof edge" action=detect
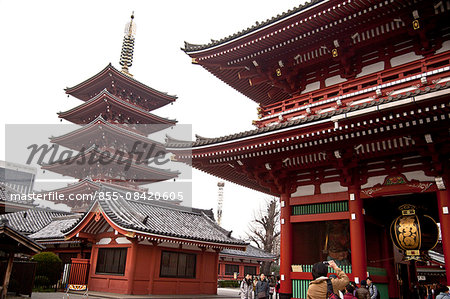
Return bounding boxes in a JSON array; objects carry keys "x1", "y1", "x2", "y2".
[
  {"x1": 182, "y1": 0, "x2": 324, "y2": 53},
  {"x1": 167, "y1": 83, "x2": 450, "y2": 149},
  {"x1": 65, "y1": 63, "x2": 177, "y2": 101}
]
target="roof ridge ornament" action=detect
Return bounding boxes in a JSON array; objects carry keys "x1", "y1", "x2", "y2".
[{"x1": 119, "y1": 12, "x2": 136, "y2": 77}]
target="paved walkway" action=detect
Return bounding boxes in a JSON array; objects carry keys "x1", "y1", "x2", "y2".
[{"x1": 8, "y1": 288, "x2": 242, "y2": 299}]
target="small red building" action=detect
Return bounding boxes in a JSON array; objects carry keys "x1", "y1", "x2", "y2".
[
  {"x1": 218, "y1": 245, "x2": 276, "y2": 280},
  {"x1": 27, "y1": 188, "x2": 246, "y2": 295}
]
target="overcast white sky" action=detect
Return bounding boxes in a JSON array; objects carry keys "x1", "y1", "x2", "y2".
[{"x1": 0, "y1": 0, "x2": 304, "y2": 239}]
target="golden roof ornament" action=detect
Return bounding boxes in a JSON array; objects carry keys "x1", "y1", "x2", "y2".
[{"x1": 120, "y1": 12, "x2": 136, "y2": 77}]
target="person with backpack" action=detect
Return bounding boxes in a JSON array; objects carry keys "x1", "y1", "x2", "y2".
[
  {"x1": 367, "y1": 277, "x2": 379, "y2": 299},
  {"x1": 240, "y1": 274, "x2": 253, "y2": 299},
  {"x1": 307, "y1": 260, "x2": 349, "y2": 299}
]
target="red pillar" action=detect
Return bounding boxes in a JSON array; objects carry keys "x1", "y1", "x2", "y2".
[
  {"x1": 436, "y1": 176, "x2": 450, "y2": 285},
  {"x1": 126, "y1": 240, "x2": 138, "y2": 294},
  {"x1": 147, "y1": 242, "x2": 159, "y2": 294},
  {"x1": 279, "y1": 193, "x2": 292, "y2": 298},
  {"x1": 214, "y1": 249, "x2": 220, "y2": 295},
  {"x1": 348, "y1": 185, "x2": 367, "y2": 285}
]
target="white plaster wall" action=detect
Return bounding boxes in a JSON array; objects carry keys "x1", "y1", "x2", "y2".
[
  {"x1": 325, "y1": 75, "x2": 347, "y2": 87},
  {"x1": 320, "y1": 182, "x2": 348, "y2": 194},
  {"x1": 436, "y1": 40, "x2": 450, "y2": 54},
  {"x1": 356, "y1": 61, "x2": 385, "y2": 78},
  {"x1": 115, "y1": 237, "x2": 131, "y2": 244},
  {"x1": 402, "y1": 170, "x2": 435, "y2": 182},
  {"x1": 97, "y1": 238, "x2": 111, "y2": 245},
  {"x1": 361, "y1": 175, "x2": 386, "y2": 189},
  {"x1": 302, "y1": 81, "x2": 320, "y2": 94},
  {"x1": 390, "y1": 52, "x2": 424, "y2": 67},
  {"x1": 291, "y1": 185, "x2": 315, "y2": 197}
]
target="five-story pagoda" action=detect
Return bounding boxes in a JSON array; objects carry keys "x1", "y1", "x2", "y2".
[{"x1": 41, "y1": 13, "x2": 179, "y2": 212}]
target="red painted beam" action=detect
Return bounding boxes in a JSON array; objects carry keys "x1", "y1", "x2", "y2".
[
  {"x1": 290, "y1": 192, "x2": 348, "y2": 205},
  {"x1": 290, "y1": 211, "x2": 349, "y2": 223}
]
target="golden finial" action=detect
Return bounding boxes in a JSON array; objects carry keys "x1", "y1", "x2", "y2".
[{"x1": 120, "y1": 12, "x2": 136, "y2": 76}]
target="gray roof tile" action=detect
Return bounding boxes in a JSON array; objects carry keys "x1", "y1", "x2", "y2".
[
  {"x1": 166, "y1": 82, "x2": 450, "y2": 148},
  {"x1": 29, "y1": 215, "x2": 82, "y2": 240},
  {"x1": 221, "y1": 244, "x2": 276, "y2": 260},
  {"x1": 64, "y1": 186, "x2": 246, "y2": 247},
  {"x1": 0, "y1": 209, "x2": 70, "y2": 234}
]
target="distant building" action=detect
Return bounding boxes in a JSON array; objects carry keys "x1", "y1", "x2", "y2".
[
  {"x1": 0, "y1": 160, "x2": 36, "y2": 194},
  {"x1": 218, "y1": 245, "x2": 276, "y2": 280}
]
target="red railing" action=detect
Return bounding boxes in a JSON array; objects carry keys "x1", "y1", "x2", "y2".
[
  {"x1": 256, "y1": 50, "x2": 450, "y2": 127},
  {"x1": 68, "y1": 258, "x2": 90, "y2": 285}
]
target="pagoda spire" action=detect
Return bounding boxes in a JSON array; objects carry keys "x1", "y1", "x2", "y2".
[{"x1": 119, "y1": 12, "x2": 136, "y2": 77}]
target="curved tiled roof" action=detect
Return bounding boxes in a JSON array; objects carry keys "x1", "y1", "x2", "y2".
[
  {"x1": 65, "y1": 63, "x2": 177, "y2": 102},
  {"x1": 166, "y1": 82, "x2": 450, "y2": 148},
  {"x1": 221, "y1": 244, "x2": 276, "y2": 261},
  {"x1": 0, "y1": 209, "x2": 70, "y2": 234},
  {"x1": 29, "y1": 215, "x2": 82, "y2": 240},
  {"x1": 64, "y1": 186, "x2": 246, "y2": 247},
  {"x1": 182, "y1": 0, "x2": 324, "y2": 52},
  {"x1": 58, "y1": 89, "x2": 177, "y2": 125}
]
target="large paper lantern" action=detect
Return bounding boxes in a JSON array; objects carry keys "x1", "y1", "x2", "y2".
[{"x1": 390, "y1": 204, "x2": 439, "y2": 260}]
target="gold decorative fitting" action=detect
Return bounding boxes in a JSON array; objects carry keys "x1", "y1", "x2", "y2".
[
  {"x1": 332, "y1": 49, "x2": 338, "y2": 57},
  {"x1": 276, "y1": 68, "x2": 282, "y2": 77},
  {"x1": 406, "y1": 250, "x2": 420, "y2": 256}
]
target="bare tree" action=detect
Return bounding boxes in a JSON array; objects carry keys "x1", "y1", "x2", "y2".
[{"x1": 246, "y1": 197, "x2": 280, "y2": 275}]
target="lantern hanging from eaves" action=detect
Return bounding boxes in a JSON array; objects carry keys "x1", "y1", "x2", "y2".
[{"x1": 390, "y1": 204, "x2": 439, "y2": 261}]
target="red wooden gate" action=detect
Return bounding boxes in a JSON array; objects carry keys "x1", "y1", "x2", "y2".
[{"x1": 68, "y1": 258, "x2": 90, "y2": 285}]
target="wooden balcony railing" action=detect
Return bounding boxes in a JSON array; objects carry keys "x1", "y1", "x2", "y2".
[{"x1": 255, "y1": 50, "x2": 450, "y2": 127}]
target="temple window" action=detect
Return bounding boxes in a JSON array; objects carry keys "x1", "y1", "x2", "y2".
[
  {"x1": 244, "y1": 265, "x2": 257, "y2": 275},
  {"x1": 95, "y1": 248, "x2": 127, "y2": 275},
  {"x1": 224, "y1": 264, "x2": 239, "y2": 275},
  {"x1": 160, "y1": 251, "x2": 196, "y2": 278}
]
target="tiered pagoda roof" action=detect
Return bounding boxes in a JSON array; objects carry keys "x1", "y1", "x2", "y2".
[
  {"x1": 65, "y1": 64, "x2": 177, "y2": 111},
  {"x1": 41, "y1": 145, "x2": 179, "y2": 185},
  {"x1": 58, "y1": 89, "x2": 176, "y2": 130},
  {"x1": 50, "y1": 116, "x2": 166, "y2": 155},
  {"x1": 43, "y1": 14, "x2": 181, "y2": 209}
]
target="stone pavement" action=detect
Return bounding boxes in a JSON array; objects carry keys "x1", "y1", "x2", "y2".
[{"x1": 7, "y1": 288, "x2": 242, "y2": 299}]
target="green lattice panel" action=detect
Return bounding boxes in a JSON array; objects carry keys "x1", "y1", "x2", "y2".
[
  {"x1": 293, "y1": 279, "x2": 311, "y2": 299},
  {"x1": 292, "y1": 201, "x2": 348, "y2": 215}
]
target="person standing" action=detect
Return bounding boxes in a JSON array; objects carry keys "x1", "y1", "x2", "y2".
[
  {"x1": 307, "y1": 260, "x2": 349, "y2": 299},
  {"x1": 275, "y1": 276, "x2": 281, "y2": 299},
  {"x1": 240, "y1": 274, "x2": 254, "y2": 299},
  {"x1": 356, "y1": 281, "x2": 370, "y2": 299},
  {"x1": 256, "y1": 273, "x2": 270, "y2": 299},
  {"x1": 436, "y1": 285, "x2": 450, "y2": 299},
  {"x1": 367, "y1": 277, "x2": 378, "y2": 299}
]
